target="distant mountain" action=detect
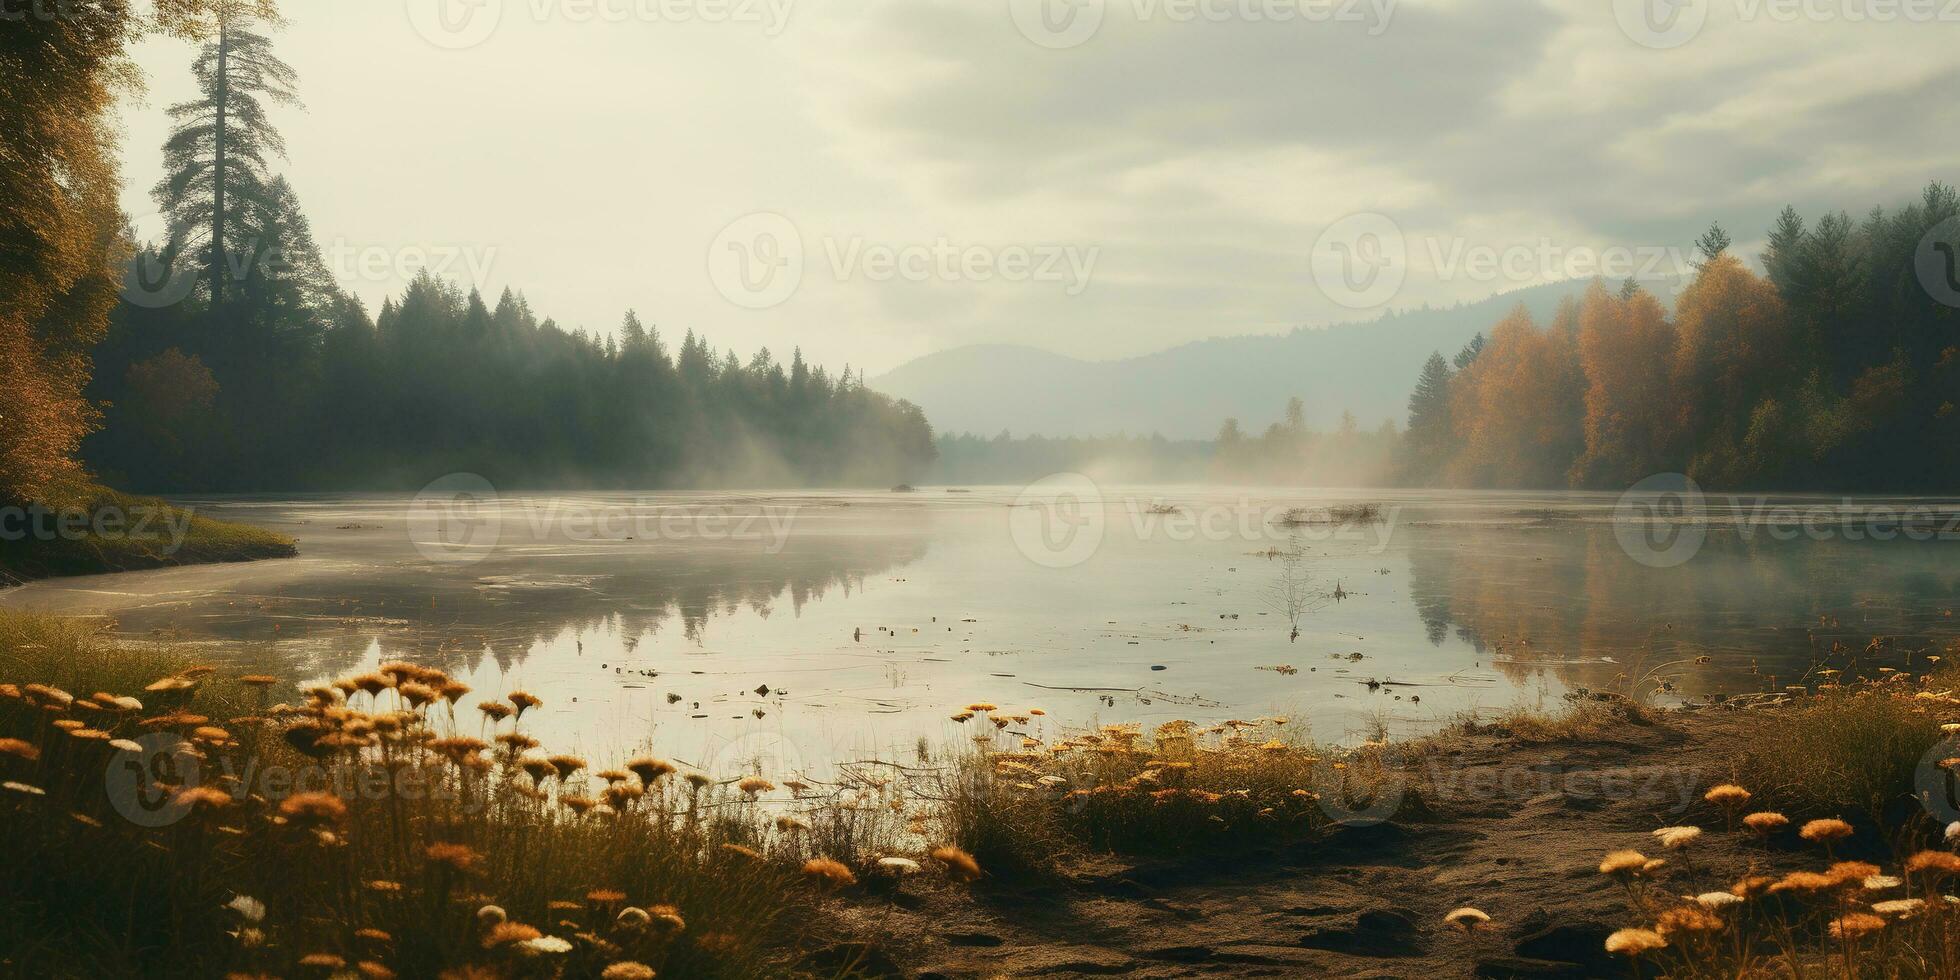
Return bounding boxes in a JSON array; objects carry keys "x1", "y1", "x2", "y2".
[{"x1": 873, "y1": 280, "x2": 1643, "y2": 440}]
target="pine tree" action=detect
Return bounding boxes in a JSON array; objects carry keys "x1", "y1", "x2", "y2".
[{"x1": 153, "y1": 1, "x2": 296, "y2": 309}]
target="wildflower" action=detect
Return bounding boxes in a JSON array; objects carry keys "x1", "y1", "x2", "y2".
[
  {"x1": 518, "y1": 756, "x2": 555, "y2": 783},
  {"x1": 1872, "y1": 898, "x2": 1925, "y2": 917},
  {"x1": 298, "y1": 953, "x2": 346, "y2": 969},
  {"x1": 1800, "y1": 818, "x2": 1853, "y2": 844},
  {"x1": 1703, "y1": 784, "x2": 1751, "y2": 807},
  {"x1": 1864, "y1": 875, "x2": 1902, "y2": 891},
  {"x1": 586, "y1": 888, "x2": 627, "y2": 904},
  {"x1": 803, "y1": 858, "x2": 857, "y2": 887},
  {"x1": 145, "y1": 676, "x2": 197, "y2": 693},
  {"x1": 355, "y1": 928, "x2": 392, "y2": 943},
  {"x1": 1604, "y1": 928, "x2": 1667, "y2": 955},
  {"x1": 737, "y1": 776, "x2": 775, "y2": 795},
  {"x1": 1695, "y1": 892, "x2": 1743, "y2": 909},
  {"x1": 1769, "y1": 871, "x2": 1839, "y2": 894},
  {"x1": 1828, "y1": 861, "x2": 1882, "y2": 885},
  {"x1": 1906, "y1": 851, "x2": 1960, "y2": 874},
  {"x1": 1946, "y1": 820, "x2": 1960, "y2": 844},
  {"x1": 1443, "y1": 907, "x2": 1489, "y2": 932},
  {"x1": 931, "y1": 845, "x2": 983, "y2": 881},
  {"x1": 684, "y1": 772, "x2": 712, "y2": 790},
  {"x1": 0, "y1": 738, "x2": 39, "y2": 762},
  {"x1": 483, "y1": 921, "x2": 542, "y2": 947},
  {"x1": 616, "y1": 906, "x2": 651, "y2": 928},
  {"x1": 562, "y1": 795, "x2": 600, "y2": 815},
  {"x1": 1730, "y1": 875, "x2": 1776, "y2": 898},
  {"x1": 239, "y1": 675, "x2": 280, "y2": 688},
  {"x1": 426, "y1": 842, "x2": 483, "y2": 872},
  {"x1": 548, "y1": 754, "x2": 586, "y2": 781},
  {"x1": 356, "y1": 963, "x2": 395, "y2": 980},
  {"x1": 776, "y1": 814, "x2": 811, "y2": 832},
  {"x1": 1598, "y1": 851, "x2": 1648, "y2": 877},
  {"x1": 626, "y1": 757, "x2": 675, "y2": 784},
  {"x1": 366, "y1": 880, "x2": 404, "y2": 893},
  {"x1": 601, "y1": 964, "x2": 656, "y2": 980},
  {"x1": 518, "y1": 936, "x2": 573, "y2": 955},
  {"x1": 1652, "y1": 826, "x2": 1701, "y2": 850},
  {"x1": 508, "y1": 691, "x2": 542, "y2": 717},
  {"x1": 226, "y1": 895, "x2": 267, "y2": 922},
  {"x1": 1828, "y1": 912, "x2": 1886, "y2": 941},
  {"x1": 477, "y1": 905, "x2": 507, "y2": 925},
  {"x1": 278, "y1": 791, "x2": 348, "y2": 826},
  {"x1": 649, "y1": 904, "x2": 685, "y2": 933},
  {"x1": 398, "y1": 682, "x2": 439, "y2": 709},
  {"x1": 719, "y1": 843, "x2": 762, "y2": 860},
  {"x1": 1742, "y1": 811, "x2": 1789, "y2": 834},
  {"x1": 966, "y1": 702, "x2": 997, "y2": 712},
  {"x1": 479, "y1": 701, "x2": 514, "y2": 722},
  {"x1": 1655, "y1": 907, "x2": 1723, "y2": 934},
  {"x1": 878, "y1": 857, "x2": 922, "y2": 874}
]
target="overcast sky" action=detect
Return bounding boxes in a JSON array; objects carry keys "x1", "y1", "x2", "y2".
[{"x1": 114, "y1": 0, "x2": 1960, "y2": 376}]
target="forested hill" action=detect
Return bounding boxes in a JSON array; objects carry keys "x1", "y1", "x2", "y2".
[
  {"x1": 77, "y1": 8, "x2": 933, "y2": 494},
  {"x1": 89, "y1": 274, "x2": 936, "y2": 492},
  {"x1": 871, "y1": 279, "x2": 1619, "y2": 440}
]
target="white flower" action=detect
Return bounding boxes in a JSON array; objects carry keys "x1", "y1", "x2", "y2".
[
  {"x1": 1652, "y1": 826, "x2": 1701, "y2": 849},
  {"x1": 1945, "y1": 821, "x2": 1960, "y2": 843},
  {"x1": 519, "y1": 936, "x2": 573, "y2": 955},
  {"x1": 2, "y1": 782, "x2": 44, "y2": 797},
  {"x1": 1864, "y1": 875, "x2": 1903, "y2": 891},
  {"x1": 226, "y1": 894, "x2": 267, "y2": 923},
  {"x1": 1872, "y1": 898, "x2": 1925, "y2": 917},
  {"x1": 1695, "y1": 892, "x2": 1743, "y2": 909},
  {"x1": 476, "y1": 904, "x2": 507, "y2": 925},
  {"x1": 877, "y1": 857, "x2": 921, "y2": 874}
]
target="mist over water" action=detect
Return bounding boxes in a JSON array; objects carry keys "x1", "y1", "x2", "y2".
[{"x1": 4, "y1": 487, "x2": 1955, "y2": 774}]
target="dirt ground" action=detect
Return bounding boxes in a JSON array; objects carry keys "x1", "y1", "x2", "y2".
[{"x1": 835, "y1": 709, "x2": 1821, "y2": 979}]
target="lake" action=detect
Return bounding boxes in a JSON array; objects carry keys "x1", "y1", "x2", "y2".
[{"x1": 3, "y1": 484, "x2": 1956, "y2": 777}]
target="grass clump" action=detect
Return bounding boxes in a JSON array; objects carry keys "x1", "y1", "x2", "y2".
[
  {"x1": 0, "y1": 611, "x2": 968, "y2": 978},
  {"x1": 1742, "y1": 685, "x2": 1950, "y2": 825},
  {"x1": 0, "y1": 486, "x2": 296, "y2": 583},
  {"x1": 935, "y1": 713, "x2": 1351, "y2": 877},
  {"x1": 1462, "y1": 698, "x2": 1653, "y2": 744}
]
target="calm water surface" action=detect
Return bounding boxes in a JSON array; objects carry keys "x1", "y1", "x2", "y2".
[{"x1": 3, "y1": 487, "x2": 1955, "y2": 776}]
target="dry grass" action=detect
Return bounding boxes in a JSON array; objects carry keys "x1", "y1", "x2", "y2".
[
  {"x1": 0, "y1": 611, "x2": 956, "y2": 978},
  {"x1": 1741, "y1": 684, "x2": 1950, "y2": 824},
  {"x1": 1461, "y1": 698, "x2": 1654, "y2": 744},
  {"x1": 932, "y1": 715, "x2": 1360, "y2": 877}
]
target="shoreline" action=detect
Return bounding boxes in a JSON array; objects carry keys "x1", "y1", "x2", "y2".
[{"x1": 0, "y1": 487, "x2": 297, "y2": 586}]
